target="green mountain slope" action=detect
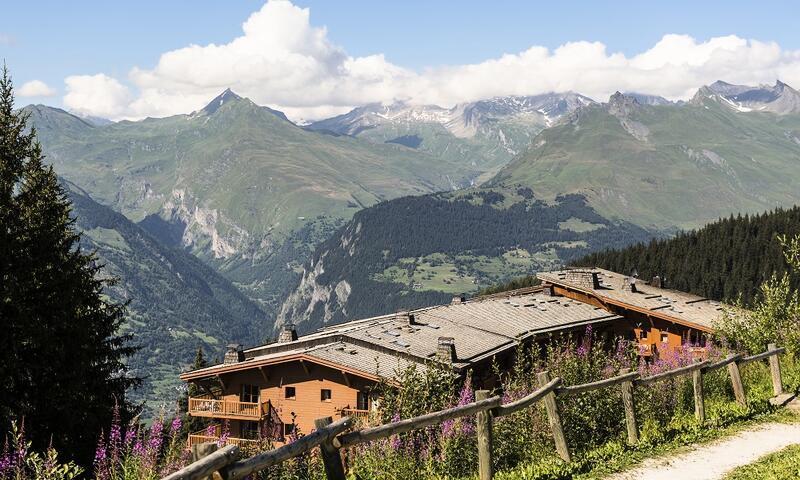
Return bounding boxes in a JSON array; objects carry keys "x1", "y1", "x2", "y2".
[
  {"x1": 278, "y1": 190, "x2": 653, "y2": 333},
  {"x1": 308, "y1": 93, "x2": 595, "y2": 183},
  {"x1": 489, "y1": 91, "x2": 800, "y2": 229},
  {"x1": 26, "y1": 92, "x2": 479, "y2": 310},
  {"x1": 65, "y1": 181, "x2": 267, "y2": 413}
]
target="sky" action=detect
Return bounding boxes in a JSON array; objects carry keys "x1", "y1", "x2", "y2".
[{"x1": 3, "y1": 0, "x2": 800, "y2": 121}]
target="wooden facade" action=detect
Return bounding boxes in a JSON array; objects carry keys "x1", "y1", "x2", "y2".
[{"x1": 183, "y1": 358, "x2": 375, "y2": 446}]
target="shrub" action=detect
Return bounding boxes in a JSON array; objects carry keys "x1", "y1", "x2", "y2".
[{"x1": 0, "y1": 421, "x2": 83, "y2": 480}]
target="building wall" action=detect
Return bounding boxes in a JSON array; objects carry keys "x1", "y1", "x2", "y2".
[{"x1": 209, "y1": 360, "x2": 376, "y2": 439}]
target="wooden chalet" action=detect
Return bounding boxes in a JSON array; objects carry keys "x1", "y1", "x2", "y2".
[
  {"x1": 180, "y1": 267, "x2": 732, "y2": 447},
  {"x1": 180, "y1": 289, "x2": 622, "y2": 447},
  {"x1": 537, "y1": 268, "x2": 727, "y2": 358}
]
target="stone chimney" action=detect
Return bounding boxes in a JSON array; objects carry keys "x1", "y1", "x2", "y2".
[
  {"x1": 224, "y1": 344, "x2": 244, "y2": 364},
  {"x1": 565, "y1": 270, "x2": 601, "y2": 290},
  {"x1": 541, "y1": 283, "x2": 555, "y2": 296},
  {"x1": 396, "y1": 310, "x2": 417, "y2": 325},
  {"x1": 278, "y1": 323, "x2": 298, "y2": 343},
  {"x1": 622, "y1": 276, "x2": 638, "y2": 293},
  {"x1": 650, "y1": 276, "x2": 662, "y2": 289},
  {"x1": 437, "y1": 337, "x2": 457, "y2": 363},
  {"x1": 451, "y1": 293, "x2": 466, "y2": 304}
]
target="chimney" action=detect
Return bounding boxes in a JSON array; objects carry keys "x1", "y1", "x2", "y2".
[
  {"x1": 650, "y1": 276, "x2": 662, "y2": 289},
  {"x1": 224, "y1": 344, "x2": 244, "y2": 364},
  {"x1": 278, "y1": 323, "x2": 298, "y2": 343},
  {"x1": 541, "y1": 283, "x2": 555, "y2": 296},
  {"x1": 565, "y1": 270, "x2": 601, "y2": 290},
  {"x1": 622, "y1": 276, "x2": 638, "y2": 293},
  {"x1": 451, "y1": 293, "x2": 466, "y2": 304},
  {"x1": 396, "y1": 310, "x2": 417, "y2": 325},
  {"x1": 437, "y1": 337, "x2": 457, "y2": 363}
]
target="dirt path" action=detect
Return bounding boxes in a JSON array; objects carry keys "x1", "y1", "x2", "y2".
[{"x1": 608, "y1": 422, "x2": 800, "y2": 480}]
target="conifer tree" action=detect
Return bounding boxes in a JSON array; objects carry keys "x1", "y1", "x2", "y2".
[{"x1": 0, "y1": 65, "x2": 139, "y2": 468}]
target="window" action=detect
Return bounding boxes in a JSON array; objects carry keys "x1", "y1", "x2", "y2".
[
  {"x1": 639, "y1": 329, "x2": 648, "y2": 340},
  {"x1": 661, "y1": 332, "x2": 669, "y2": 343},
  {"x1": 321, "y1": 389, "x2": 332, "y2": 402},
  {"x1": 240, "y1": 384, "x2": 259, "y2": 404},
  {"x1": 242, "y1": 421, "x2": 260, "y2": 440},
  {"x1": 356, "y1": 391, "x2": 369, "y2": 411},
  {"x1": 285, "y1": 386, "x2": 296, "y2": 399},
  {"x1": 284, "y1": 423, "x2": 296, "y2": 436}
]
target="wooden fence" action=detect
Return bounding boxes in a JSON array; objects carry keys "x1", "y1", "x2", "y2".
[{"x1": 163, "y1": 343, "x2": 787, "y2": 480}]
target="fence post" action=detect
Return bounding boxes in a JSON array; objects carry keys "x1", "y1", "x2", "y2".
[
  {"x1": 537, "y1": 371, "x2": 571, "y2": 462},
  {"x1": 692, "y1": 358, "x2": 705, "y2": 423},
  {"x1": 619, "y1": 368, "x2": 638, "y2": 445},
  {"x1": 314, "y1": 417, "x2": 346, "y2": 480},
  {"x1": 727, "y1": 355, "x2": 747, "y2": 407},
  {"x1": 475, "y1": 390, "x2": 494, "y2": 480},
  {"x1": 768, "y1": 343, "x2": 783, "y2": 396}
]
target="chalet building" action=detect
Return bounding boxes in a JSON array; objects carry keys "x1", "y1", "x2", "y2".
[
  {"x1": 180, "y1": 289, "x2": 623, "y2": 447},
  {"x1": 537, "y1": 268, "x2": 722, "y2": 357},
  {"x1": 180, "y1": 267, "x2": 729, "y2": 447}
]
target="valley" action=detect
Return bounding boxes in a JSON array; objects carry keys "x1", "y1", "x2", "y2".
[{"x1": 26, "y1": 79, "x2": 800, "y2": 410}]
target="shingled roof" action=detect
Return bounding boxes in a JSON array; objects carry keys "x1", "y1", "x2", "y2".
[
  {"x1": 538, "y1": 268, "x2": 734, "y2": 331},
  {"x1": 181, "y1": 289, "x2": 622, "y2": 382}
]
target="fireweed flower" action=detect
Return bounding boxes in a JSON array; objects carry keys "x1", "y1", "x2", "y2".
[{"x1": 171, "y1": 416, "x2": 182, "y2": 436}]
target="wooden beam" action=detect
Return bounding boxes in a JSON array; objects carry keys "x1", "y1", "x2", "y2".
[
  {"x1": 341, "y1": 371, "x2": 351, "y2": 387},
  {"x1": 314, "y1": 417, "x2": 347, "y2": 480},
  {"x1": 300, "y1": 360, "x2": 310, "y2": 376},
  {"x1": 216, "y1": 374, "x2": 227, "y2": 390},
  {"x1": 258, "y1": 366, "x2": 269, "y2": 384},
  {"x1": 537, "y1": 371, "x2": 570, "y2": 462},
  {"x1": 619, "y1": 368, "x2": 638, "y2": 446},
  {"x1": 475, "y1": 390, "x2": 494, "y2": 480}
]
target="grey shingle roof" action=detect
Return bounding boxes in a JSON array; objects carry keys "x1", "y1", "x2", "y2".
[
  {"x1": 538, "y1": 268, "x2": 734, "y2": 330},
  {"x1": 184, "y1": 289, "x2": 623, "y2": 381}
]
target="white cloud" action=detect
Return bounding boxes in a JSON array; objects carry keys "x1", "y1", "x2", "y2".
[
  {"x1": 60, "y1": 0, "x2": 800, "y2": 121},
  {"x1": 18, "y1": 80, "x2": 56, "y2": 98},
  {"x1": 63, "y1": 74, "x2": 132, "y2": 119}
]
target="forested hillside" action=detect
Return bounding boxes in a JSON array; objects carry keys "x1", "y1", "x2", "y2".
[
  {"x1": 66, "y1": 181, "x2": 267, "y2": 413},
  {"x1": 577, "y1": 207, "x2": 800, "y2": 304},
  {"x1": 278, "y1": 191, "x2": 653, "y2": 332}
]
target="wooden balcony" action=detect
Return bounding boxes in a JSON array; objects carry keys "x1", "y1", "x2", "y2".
[
  {"x1": 188, "y1": 395, "x2": 267, "y2": 420},
  {"x1": 637, "y1": 343, "x2": 655, "y2": 357},
  {"x1": 341, "y1": 408, "x2": 370, "y2": 419},
  {"x1": 187, "y1": 433, "x2": 259, "y2": 448}
]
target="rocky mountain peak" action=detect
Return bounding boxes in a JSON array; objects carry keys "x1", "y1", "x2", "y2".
[
  {"x1": 200, "y1": 88, "x2": 244, "y2": 115},
  {"x1": 607, "y1": 91, "x2": 641, "y2": 117}
]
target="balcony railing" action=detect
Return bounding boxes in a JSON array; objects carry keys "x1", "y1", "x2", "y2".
[
  {"x1": 187, "y1": 433, "x2": 259, "y2": 448},
  {"x1": 188, "y1": 395, "x2": 267, "y2": 420},
  {"x1": 341, "y1": 408, "x2": 370, "y2": 419}
]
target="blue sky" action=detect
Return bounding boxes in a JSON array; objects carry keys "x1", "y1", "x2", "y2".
[{"x1": 3, "y1": 0, "x2": 800, "y2": 120}]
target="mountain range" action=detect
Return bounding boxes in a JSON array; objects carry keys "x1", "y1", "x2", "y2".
[
  {"x1": 307, "y1": 92, "x2": 595, "y2": 182},
  {"x1": 26, "y1": 79, "x2": 800, "y2": 409}
]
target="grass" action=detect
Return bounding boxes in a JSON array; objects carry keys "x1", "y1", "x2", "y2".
[
  {"x1": 371, "y1": 249, "x2": 565, "y2": 295},
  {"x1": 493, "y1": 405, "x2": 800, "y2": 480},
  {"x1": 724, "y1": 443, "x2": 800, "y2": 480}
]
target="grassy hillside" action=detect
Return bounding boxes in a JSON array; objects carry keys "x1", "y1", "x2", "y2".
[
  {"x1": 490, "y1": 93, "x2": 800, "y2": 230},
  {"x1": 66, "y1": 181, "x2": 267, "y2": 414},
  {"x1": 26, "y1": 95, "x2": 479, "y2": 310}
]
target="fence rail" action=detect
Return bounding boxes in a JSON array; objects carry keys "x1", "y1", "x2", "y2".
[{"x1": 164, "y1": 343, "x2": 787, "y2": 480}]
